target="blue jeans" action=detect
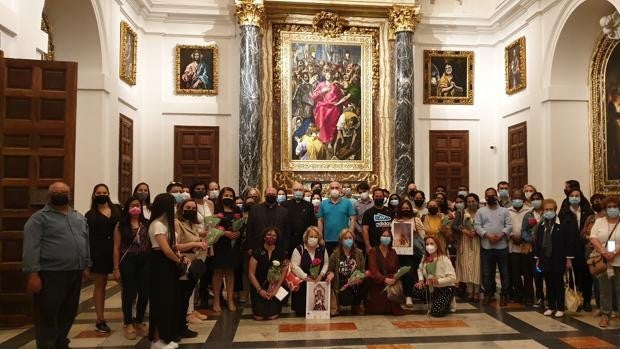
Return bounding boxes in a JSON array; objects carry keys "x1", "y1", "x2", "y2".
[{"x1": 481, "y1": 248, "x2": 510, "y2": 297}]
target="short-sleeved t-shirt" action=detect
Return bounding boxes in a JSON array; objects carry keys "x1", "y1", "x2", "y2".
[
  {"x1": 318, "y1": 198, "x2": 356, "y2": 242},
  {"x1": 148, "y1": 217, "x2": 170, "y2": 248},
  {"x1": 362, "y1": 206, "x2": 394, "y2": 247}
]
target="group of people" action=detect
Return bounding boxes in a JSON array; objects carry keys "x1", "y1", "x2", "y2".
[{"x1": 22, "y1": 178, "x2": 620, "y2": 349}]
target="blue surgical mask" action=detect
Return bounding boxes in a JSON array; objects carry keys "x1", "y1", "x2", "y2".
[
  {"x1": 543, "y1": 210, "x2": 556, "y2": 220},
  {"x1": 499, "y1": 189, "x2": 509, "y2": 198},
  {"x1": 277, "y1": 194, "x2": 286, "y2": 203},
  {"x1": 455, "y1": 202, "x2": 465, "y2": 210},
  {"x1": 389, "y1": 199, "x2": 399, "y2": 207},
  {"x1": 607, "y1": 207, "x2": 620, "y2": 218},
  {"x1": 568, "y1": 196, "x2": 581, "y2": 206},
  {"x1": 293, "y1": 191, "x2": 303, "y2": 201},
  {"x1": 343, "y1": 238, "x2": 354, "y2": 249},
  {"x1": 458, "y1": 191, "x2": 468, "y2": 197},
  {"x1": 173, "y1": 193, "x2": 184, "y2": 203},
  {"x1": 512, "y1": 199, "x2": 523, "y2": 209},
  {"x1": 380, "y1": 236, "x2": 392, "y2": 246},
  {"x1": 531, "y1": 200, "x2": 542, "y2": 209}
]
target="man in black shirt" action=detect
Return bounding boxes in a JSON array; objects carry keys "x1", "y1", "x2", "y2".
[
  {"x1": 245, "y1": 187, "x2": 291, "y2": 255},
  {"x1": 362, "y1": 188, "x2": 394, "y2": 254},
  {"x1": 282, "y1": 181, "x2": 317, "y2": 256}
]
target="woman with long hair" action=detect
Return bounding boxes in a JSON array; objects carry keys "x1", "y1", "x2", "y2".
[
  {"x1": 326, "y1": 229, "x2": 366, "y2": 316},
  {"x1": 132, "y1": 182, "x2": 152, "y2": 219},
  {"x1": 248, "y1": 227, "x2": 286, "y2": 320},
  {"x1": 365, "y1": 228, "x2": 405, "y2": 315},
  {"x1": 452, "y1": 193, "x2": 482, "y2": 302}
]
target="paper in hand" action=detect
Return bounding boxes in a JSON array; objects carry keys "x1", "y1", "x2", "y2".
[{"x1": 275, "y1": 286, "x2": 289, "y2": 301}]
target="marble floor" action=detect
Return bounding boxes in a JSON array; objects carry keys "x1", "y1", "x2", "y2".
[{"x1": 1, "y1": 282, "x2": 619, "y2": 349}]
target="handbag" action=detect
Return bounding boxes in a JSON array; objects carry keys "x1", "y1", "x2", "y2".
[
  {"x1": 386, "y1": 279, "x2": 404, "y2": 304},
  {"x1": 564, "y1": 268, "x2": 583, "y2": 312},
  {"x1": 587, "y1": 221, "x2": 618, "y2": 276}
]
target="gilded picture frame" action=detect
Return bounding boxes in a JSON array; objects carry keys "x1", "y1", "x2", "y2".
[
  {"x1": 119, "y1": 21, "x2": 137, "y2": 85},
  {"x1": 277, "y1": 30, "x2": 374, "y2": 172},
  {"x1": 505, "y1": 36, "x2": 526, "y2": 94},
  {"x1": 423, "y1": 50, "x2": 474, "y2": 105},
  {"x1": 590, "y1": 34, "x2": 620, "y2": 195},
  {"x1": 175, "y1": 44, "x2": 218, "y2": 95}
]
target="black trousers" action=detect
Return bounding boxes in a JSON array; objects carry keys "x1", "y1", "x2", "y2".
[
  {"x1": 177, "y1": 275, "x2": 199, "y2": 333},
  {"x1": 148, "y1": 251, "x2": 179, "y2": 343},
  {"x1": 544, "y1": 271, "x2": 565, "y2": 311},
  {"x1": 120, "y1": 253, "x2": 149, "y2": 325},
  {"x1": 34, "y1": 270, "x2": 82, "y2": 349},
  {"x1": 509, "y1": 253, "x2": 534, "y2": 302}
]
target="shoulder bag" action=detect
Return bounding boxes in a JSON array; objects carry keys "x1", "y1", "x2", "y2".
[{"x1": 587, "y1": 221, "x2": 618, "y2": 276}]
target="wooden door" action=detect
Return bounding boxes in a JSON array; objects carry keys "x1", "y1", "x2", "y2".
[
  {"x1": 508, "y1": 122, "x2": 528, "y2": 189},
  {"x1": 118, "y1": 114, "x2": 133, "y2": 204},
  {"x1": 0, "y1": 52, "x2": 77, "y2": 326},
  {"x1": 174, "y1": 126, "x2": 219, "y2": 185},
  {"x1": 429, "y1": 131, "x2": 469, "y2": 200}
]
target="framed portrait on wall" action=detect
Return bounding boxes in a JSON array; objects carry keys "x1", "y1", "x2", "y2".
[
  {"x1": 119, "y1": 21, "x2": 137, "y2": 85},
  {"x1": 305, "y1": 281, "x2": 330, "y2": 320},
  {"x1": 505, "y1": 36, "x2": 526, "y2": 94},
  {"x1": 175, "y1": 44, "x2": 218, "y2": 95},
  {"x1": 423, "y1": 50, "x2": 474, "y2": 105},
  {"x1": 392, "y1": 221, "x2": 414, "y2": 255}
]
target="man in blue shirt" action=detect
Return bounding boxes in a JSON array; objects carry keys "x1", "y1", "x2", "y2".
[
  {"x1": 475, "y1": 187, "x2": 512, "y2": 306},
  {"x1": 318, "y1": 181, "x2": 356, "y2": 254},
  {"x1": 23, "y1": 182, "x2": 91, "y2": 349}
]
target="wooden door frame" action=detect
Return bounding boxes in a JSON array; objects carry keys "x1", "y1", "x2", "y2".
[{"x1": 173, "y1": 126, "x2": 219, "y2": 184}]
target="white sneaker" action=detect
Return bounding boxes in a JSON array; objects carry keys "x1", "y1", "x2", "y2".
[
  {"x1": 150, "y1": 340, "x2": 166, "y2": 349},
  {"x1": 554, "y1": 311, "x2": 564, "y2": 318},
  {"x1": 405, "y1": 297, "x2": 413, "y2": 307},
  {"x1": 450, "y1": 297, "x2": 457, "y2": 313},
  {"x1": 162, "y1": 341, "x2": 179, "y2": 349},
  {"x1": 543, "y1": 309, "x2": 554, "y2": 316}
]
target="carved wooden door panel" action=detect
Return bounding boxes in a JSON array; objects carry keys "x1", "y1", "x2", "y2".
[{"x1": 429, "y1": 130, "x2": 469, "y2": 200}]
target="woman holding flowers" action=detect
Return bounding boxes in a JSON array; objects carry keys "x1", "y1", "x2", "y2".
[
  {"x1": 326, "y1": 229, "x2": 366, "y2": 316},
  {"x1": 291, "y1": 226, "x2": 329, "y2": 317},
  {"x1": 248, "y1": 227, "x2": 286, "y2": 320},
  {"x1": 365, "y1": 228, "x2": 406, "y2": 315},
  {"x1": 452, "y1": 193, "x2": 481, "y2": 302},
  {"x1": 414, "y1": 235, "x2": 457, "y2": 317}
]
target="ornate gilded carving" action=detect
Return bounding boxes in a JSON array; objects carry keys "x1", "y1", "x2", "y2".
[
  {"x1": 312, "y1": 11, "x2": 347, "y2": 38},
  {"x1": 600, "y1": 11, "x2": 620, "y2": 40},
  {"x1": 235, "y1": 0, "x2": 265, "y2": 28},
  {"x1": 505, "y1": 36, "x2": 526, "y2": 95},
  {"x1": 274, "y1": 171, "x2": 379, "y2": 190},
  {"x1": 388, "y1": 5, "x2": 421, "y2": 33},
  {"x1": 40, "y1": 13, "x2": 55, "y2": 61},
  {"x1": 120, "y1": 21, "x2": 138, "y2": 86}
]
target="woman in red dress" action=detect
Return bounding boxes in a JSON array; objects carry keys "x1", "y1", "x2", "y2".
[{"x1": 310, "y1": 70, "x2": 344, "y2": 145}]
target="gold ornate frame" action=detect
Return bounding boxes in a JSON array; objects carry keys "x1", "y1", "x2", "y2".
[
  {"x1": 175, "y1": 44, "x2": 219, "y2": 95},
  {"x1": 278, "y1": 31, "x2": 374, "y2": 172},
  {"x1": 423, "y1": 50, "x2": 474, "y2": 105},
  {"x1": 119, "y1": 21, "x2": 137, "y2": 86},
  {"x1": 505, "y1": 36, "x2": 526, "y2": 94},
  {"x1": 590, "y1": 34, "x2": 620, "y2": 195}
]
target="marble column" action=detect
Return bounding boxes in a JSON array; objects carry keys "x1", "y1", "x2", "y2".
[
  {"x1": 389, "y1": 5, "x2": 421, "y2": 195},
  {"x1": 236, "y1": 1, "x2": 264, "y2": 194}
]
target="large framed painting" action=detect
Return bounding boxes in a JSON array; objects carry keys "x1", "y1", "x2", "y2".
[
  {"x1": 423, "y1": 50, "x2": 474, "y2": 105},
  {"x1": 119, "y1": 21, "x2": 137, "y2": 85},
  {"x1": 175, "y1": 44, "x2": 218, "y2": 95},
  {"x1": 277, "y1": 30, "x2": 374, "y2": 172},
  {"x1": 591, "y1": 34, "x2": 620, "y2": 195},
  {"x1": 505, "y1": 36, "x2": 526, "y2": 94}
]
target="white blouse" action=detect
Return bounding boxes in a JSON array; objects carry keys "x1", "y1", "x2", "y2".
[{"x1": 590, "y1": 216, "x2": 620, "y2": 267}]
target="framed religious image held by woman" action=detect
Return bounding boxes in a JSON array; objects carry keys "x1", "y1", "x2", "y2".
[
  {"x1": 423, "y1": 50, "x2": 474, "y2": 105},
  {"x1": 505, "y1": 36, "x2": 526, "y2": 94},
  {"x1": 119, "y1": 21, "x2": 137, "y2": 85},
  {"x1": 175, "y1": 44, "x2": 218, "y2": 95}
]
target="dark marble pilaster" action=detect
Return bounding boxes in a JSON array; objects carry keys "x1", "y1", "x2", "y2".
[
  {"x1": 238, "y1": 25, "x2": 261, "y2": 195},
  {"x1": 393, "y1": 30, "x2": 414, "y2": 195}
]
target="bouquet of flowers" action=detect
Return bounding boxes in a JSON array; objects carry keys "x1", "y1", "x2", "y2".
[
  {"x1": 521, "y1": 216, "x2": 539, "y2": 254},
  {"x1": 383, "y1": 265, "x2": 411, "y2": 292},
  {"x1": 266, "y1": 260, "x2": 282, "y2": 292},
  {"x1": 204, "y1": 213, "x2": 245, "y2": 247},
  {"x1": 308, "y1": 258, "x2": 322, "y2": 279},
  {"x1": 339, "y1": 269, "x2": 368, "y2": 292}
]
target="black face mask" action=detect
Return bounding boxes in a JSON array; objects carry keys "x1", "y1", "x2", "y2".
[
  {"x1": 428, "y1": 207, "x2": 439, "y2": 215},
  {"x1": 400, "y1": 210, "x2": 413, "y2": 218},
  {"x1": 222, "y1": 197, "x2": 234, "y2": 207},
  {"x1": 51, "y1": 193, "x2": 69, "y2": 206},
  {"x1": 94, "y1": 195, "x2": 108, "y2": 204},
  {"x1": 408, "y1": 190, "x2": 416, "y2": 197},
  {"x1": 136, "y1": 192, "x2": 148, "y2": 203},
  {"x1": 183, "y1": 210, "x2": 197, "y2": 221},
  {"x1": 265, "y1": 195, "x2": 277, "y2": 205},
  {"x1": 592, "y1": 203, "x2": 602, "y2": 212},
  {"x1": 374, "y1": 198, "x2": 384, "y2": 207},
  {"x1": 194, "y1": 190, "x2": 206, "y2": 199},
  {"x1": 486, "y1": 196, "x2": 498, "y2": 205},
  {"x1": 414, "y1": 199, "x2": 424, "y2": 207}
]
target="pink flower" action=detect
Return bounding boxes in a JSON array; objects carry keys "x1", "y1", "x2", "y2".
[
  {"x1": 216, "y1": 225, "x2": 225, "y2": 231},
  {"x1": 365, "y1": 270, "x2": 372, "y2": 277},
  {"x1": 528, "y1": 217, "x2": 537, "y2": 227},
  {"x1": 216, "y1": 213, "x2": 224, "y2": 219},
  {"x1": 311, "y1": 258, "x2": 321, "y2": 266},
  {"x1": 233, "y1": 213, "x2": 242, "y2": 219}
]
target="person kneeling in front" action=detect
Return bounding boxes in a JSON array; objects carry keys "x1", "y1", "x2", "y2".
[{"x1": 413, "y1": 236, "x2": 457, "y2": 317}]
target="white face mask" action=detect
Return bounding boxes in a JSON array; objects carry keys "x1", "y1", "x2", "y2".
[
  {"x1": 312, "y1": 199, "x2": 321, "y2": 207},
  {"x1": 360, "y1": 192, "x2": 369, "y2": 200},
  {"x1": 181, "y1": 192, "x2": 191, "y2": 200},
  {"x1": 330, "y1": 189, "x2": 340, "y2": 198},
  {"x1": 425, "y1": 244, "x2": 437, "y2": 254},
  {"x1": 209, "y1": 190, "x2": 219, "y2": 199},
  {"x1": 307, "y1": 237, "x2": 319, "y2": 247},
  {"x1": 303, "y1": 196, "x2": 312, "y2": 203}
]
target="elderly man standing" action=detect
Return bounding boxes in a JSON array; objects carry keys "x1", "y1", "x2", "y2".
[
  {"x1": 22, "y1": 182, "x2": 91, "y2": 349},
  {"x1": 245, "y1": 187, "x2": 291, "y2": 255},
  {"x1": 318, "y1": 181, "x2": 356, "y2": 254},
  {"x1": 282, "y1": 182, "x2": 316, "y2": 256}
]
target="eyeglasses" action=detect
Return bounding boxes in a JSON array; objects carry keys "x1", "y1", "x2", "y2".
[{"x1": 168, "y1": 181, "x2": 183, "y2": 186}]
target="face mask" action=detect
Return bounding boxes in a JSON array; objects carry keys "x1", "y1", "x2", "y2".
[
  {"x1": 380, "y1": 236, "x2": 392, "y2": 246},
  {"x1": 607, "y1": 207, "x2": 620, "y2": 218},
  {"x1": 498, "y1": 189, "x2": 509, "y2": 198},
  {"x1": 374, "y1": 198, "x2": 384, "y2": 207},
  {"x1": 222, "y1": 197, "x2": 234, "y2": 207},
  {"x1": 455, "y1": 202, "x2": 465, "y2": 210},
  {"x1": 543, "y1": 210, "x2": 556, "y2": 220},
  {"x1": 50, "y1": 193, "x2": 70, "y2": 206},
  {"x1": 307, "y1": 237, "x2": 319, "y2": 247},
  {"x1": 389, "y1": 199, "x2": 399, "y2": 207},
  {"x1": 128, "y1": 207, "x2": 141, "y2": 216},
  {"x1": 194, "y1": 190, "x2": 206, "y2": 199},
  {"x1": 467, "y1": 202, "x2": 478, "y2": 211},
  {"x1": 294, "y1": 191, "x2": 303, "y2": 201},
  {"x1": 400, "y1": 210, "x2": 413, "y2": 218},
  {"x1": 512, "y1": 199, "x2": 523, "y2": 209},
  {"x1": 265, "y1": 195, "x2": 277, "y2": 205},
  {"x1": 531, "y1": 200, "x2": 542, "y2": 209},
  {"x1": 181, "y1": 192, "x2": 191, "y2": 200},
  {"x1": 236, "y1": 204, "x2": 244, "y2": 211},
  {"x1": 136, "y1": 192, "x2": 148, "y2": 203},
  {"x1": 425, "y1": 244, "x2": 437, "y2": 254},
  {"x1": 458, "y1": 191, "x2": 468, "y2": 197},
  {"x1": 265, "y1": 236, "x2": 277, "y2": 246},
  {"x1": 428, "y1": 207, "x2": 439, "y2": 215},
  {"x1": 343, "y1": 238, "x2": 354, "y2": 249},
  {"x1": 486, "y1": 196, "x2": 498, "y2": 206},
  {"x1": 303, "y1": 196, "x2": 312, "y2": 203},
  {"x1": 568, "y1": 196, "x2": 581, "y2": 206},
  {"x1": 408, "y1": 190, "x2": 416, "y2": 198},
  {"x1": 524, "y1": 191, "x2": 533, "y2": 200},
  {"x1": 312, "y1": 199, "x2": 321, "y2": 207},
  {"x1": 94, "y1": 195, "x2": 108, "y2": 204},
  {"x1": 360, "y1": 192, "x2": 370, "y2": 200},
  {"x1": 277, "y1": 194, "x2": 286, "y2": 204},
  {"x1": 209, "y1": 190, "x2": 219, "y2": 199},
  {"x1": 330, "y1": 189, "x2": 340, "y2": 199},
  {"x1": 173, "y1": 193, "x2": 184, "y2": 203},
  {"x1": 313, "y1": 188, "x2": 322, "y2": 195},
  {"x1": 343, "y1": 188, "x2": 351, "y2": 196},
  {"x1": 183, "y1": 210, "x2": 197, "y2": 221},
  {"x1": 592, "y1": 203, "x2": 602, "y2": 212},
  {"x1": 414, "y1": 199, "x2": 424, "y2": 207}
]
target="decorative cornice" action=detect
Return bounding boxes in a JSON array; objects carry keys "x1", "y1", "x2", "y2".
[
  {"x1": 235, "y1": 0, "x2": 265, "y2": 28},
  {"x1": 600, "y1": 11, "x2": 620, "y2": 40},
  {"x1": 388, "y1": 4, "x2": 421, "y2": 33},
  {"x1": 312, "y1": 11, "x2": 347, "y2": 38}
]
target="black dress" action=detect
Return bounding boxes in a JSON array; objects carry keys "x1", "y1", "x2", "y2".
[
  {"x1": 86, "y1": 204, "x2": 121, "y2": 274},
  {"x1": 213, "y1": 210, "x2": 242, "y2": 269},
  {"x1": 250, "y1": 246, "x2": 285, "y2": 318}
]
